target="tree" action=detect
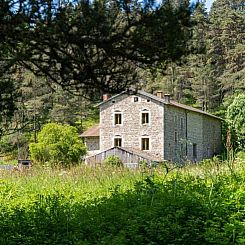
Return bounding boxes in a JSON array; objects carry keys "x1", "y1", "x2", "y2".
[
  {"x1": 0, "y1": 76, "x2": 18, "y2": 136},
  {"x1": 208, "y1": 0, "x2": 245, "y2": 99},
  {"x1": 226, "y1": 94, "x2": 245, "y2": 149},
  {"x1": 29, "y1": 123, "x2": 86, "y2": 166},
  {"x1": 0, "y1": 0, "x2": 192, "y2": 95}
]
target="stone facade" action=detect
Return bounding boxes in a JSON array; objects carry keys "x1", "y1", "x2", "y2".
[
  {"x1": 100, "y1": 93, "x2": 164, "y2": 158},
  {"x1": 84, "y1": 90, "x2": 222, "y2": 163},
  {"x1": 84, "y1": 137, "x2": 99, "y2": 151},
  {"x1": 163, "y1": 105, "x2": 222, "y2": 162}
]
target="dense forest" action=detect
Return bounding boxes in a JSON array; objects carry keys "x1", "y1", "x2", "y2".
[
  {"x1": 0, "y1": 0, "x2": 244, "y2": 158},
  {"x1": 0, "y1": 1, "x2": 245, "y2": 244}
]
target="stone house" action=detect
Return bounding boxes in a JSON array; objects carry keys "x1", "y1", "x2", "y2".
[{"x1": 81, "y1": 90, "x2": 222, "y2": 163}]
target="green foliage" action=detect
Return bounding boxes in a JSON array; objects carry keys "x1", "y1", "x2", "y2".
[
  {"x1": 1, "y1": 162, "x2": 245, "y2": 244},
  {"x1": 236, "y1": 151, "x2": 245, "y2": 161},
  {"x1": 102, "y1": 155, "x2": 123, "y2": 167},
  {"x1": 226, "y1": 94, "x2": 245, "y2": 149},
  {"x1": 1, "y1": 0, "x2": 192, "y2": 95},
  {"x1": 0, "y1": 132, "x2": 31, "y2": 159},
  {"x1": 29, "y1": 123, "x2": 86, "y2": 166},
  {"x1": 0, "y1": 78, "x2": 18, "y2": 135}
]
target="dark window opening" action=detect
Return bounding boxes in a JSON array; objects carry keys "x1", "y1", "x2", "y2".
[
  {"x1": 174, "y1": 131, "x2": 178, "y2": 143},
  {"x1": 134, "y1": 97, "x2": 139, "y2": 102},
  {"x1": 142, "y1": 112, "x2": 149, "y2": 124},
  {"x1": 193, "y1": 143, "x2": 197, "y2": 159},
  {"x1": 141, "y1": 138, "x2": 150, "y2": 150},
  {"x1": 114, "y1": 113, "x2": 122, "y2": 125},
  {"x1": 114, "y1": 138, "x2": 122, "y2": 147},
  {"x1": 180, "y1": 118, "x2": 184, "y2": 131}
]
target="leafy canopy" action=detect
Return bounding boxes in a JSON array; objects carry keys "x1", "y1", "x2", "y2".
[
  {"x1": 29, "y1": 123, "x2": 86, "y2": 166},
  {"x1": 226, "y1": 94, "x2": 245, "y2": 149},
  {"x1": 0, "y1": 0, "x2": 192, "y2": 95}
]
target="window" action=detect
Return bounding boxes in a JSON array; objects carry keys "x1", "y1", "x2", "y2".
[
  {"x1": 114, "y1": 138, "x2": 122, "y2": 147},
  {"x1": 174, "y1": 115, "x2": 177, "y2": 125},
  {"x1": 142, "y1": 112, "x2": 149, "y2": 124},
  {"x1": 134, "y1": 97, "x2": 139, "y2": 102},
  {"x1": 114, "y1": 113, "x2": 122, "y2": 125},
  {"x1": 180, "y1": 118, "x2": 184, "y2": 131},
  {"x1": 174, "y1": 131, "x2": 178, "y2": 143},
  {"x1": 193, "y1": 143, "x2": 197, "y2": 159},
  {"x1": 141, "y1": 138, "x2": 150, "y2": 150}
]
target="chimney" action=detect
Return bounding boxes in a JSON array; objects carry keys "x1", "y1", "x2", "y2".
[
  {"x1": 156, "y1": 91, "x2": 164, "y2": 99},
  {"x1": 164, "y1": 94, "x2": 170, "y2": 104},
  {"x1": 102, "y1": 94, "x2": 110, "y2": 101}
]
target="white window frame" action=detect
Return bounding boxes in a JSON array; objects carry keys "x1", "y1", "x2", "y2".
[
  {"x1": 114, "y1": 136, "x2": 122, "y2": 147},
  {"x1": 141, "y1": 137, "x2": 150, "y2": 151},
  {"x1": 141, "y1": 109, "x2": 150, "y2": 125},
  {"x1": 114, "y1": 111, "x2": 122, "y2": 126}
]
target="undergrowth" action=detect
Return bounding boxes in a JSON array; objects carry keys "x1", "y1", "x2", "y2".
[{"x1": 1, "y1": 161, "x2": 245, "y2": 244}]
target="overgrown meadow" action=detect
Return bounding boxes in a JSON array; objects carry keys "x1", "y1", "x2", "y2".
[{"x1": 1, "y1": 158, "x2": 245, "y2": 245}]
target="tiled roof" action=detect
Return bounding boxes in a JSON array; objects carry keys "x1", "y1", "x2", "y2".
[
  {"x1": 98, "y1": 89, "x2": 222, "y2": 120},
  {"x1": 80, "y1": 125, "x2": 100, "y2": 137}
]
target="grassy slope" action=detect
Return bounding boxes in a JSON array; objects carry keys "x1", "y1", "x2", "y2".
[{"x1": 1, "y1": 159, "x2": 245, "y2": 244}]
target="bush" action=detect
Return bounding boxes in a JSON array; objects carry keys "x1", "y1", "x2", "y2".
[
  {"x1": 102, "y1": 155, "x2": 123, "y2": 167},
  {"x1": 29, "y1": 123, "x2": 86, "y2": 166},
  {"x1": 226, "y1": 94, "x2": 245, "y2": 149},
  {"x1": 236, "y1": 151, "x2": 245, "y2": 161}
]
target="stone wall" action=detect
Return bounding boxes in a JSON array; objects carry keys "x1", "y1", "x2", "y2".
[
  {"x1": 164, "y1": 105, "x2": 190, "y2": 163},
  {"x1": 84, "y1": 137, "x2": 100, "y2": 151},
  {"x1": 164, "y1": 105, "x2": 222, "y2": 162},
  {"x1": 202, "y1": 116, "x2": 222, "y2": 158},
  {"x1": 100, "y1": 93, "x2": 164, "y2": 158},
  {"x1": 186, "y1": 111, "x2": 204, "y2": 162},
  {"x1": 100, "y1": 92, "x2": 222, "y2": 163}
]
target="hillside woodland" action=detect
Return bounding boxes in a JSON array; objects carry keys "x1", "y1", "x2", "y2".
[
  {"x1": 0, "y1": 0, "x2": 244, "y2": 158},
  {"x1": 0, "y1": 1, "x2": 244, "y2": 244}
]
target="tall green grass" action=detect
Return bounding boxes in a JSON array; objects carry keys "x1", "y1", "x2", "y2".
[{"x1": 1, "y1": 160, "x2": 245, "y2": 244}]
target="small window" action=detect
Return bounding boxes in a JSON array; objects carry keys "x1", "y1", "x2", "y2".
[
  {"x1": 114, "y1": 113, "x2": 122, "y2": 125},
  {"x1": 147, "y1": 99, "x2": 151, "y2": 102},
  {"x1": 193, "y1": 143, "x2": 197, "y2": 159},
  {"x1": 141, "y1": 138, "x2": 150, "y2": 150},
  {"x1": 174, "y1": 115, "x2": 177, "y2": 124},
  {"x1": 134, "y1": 97, "x2": 139, "y2": 102},
  {"x1": 111, "y1": 100, "x2": 115, "y2": 104},
  {"x1": 142, "y1": 112, "x2": 149, "y2": 124},
  {"x1": 174, "y1": 131, "x2": 178, "y2": 143},
  {"x1": 114, "y1": 138, "x2": 122, "y2": 147},
  {"x1": 180, "y1": 118, "x2": 184, "y2": 131}
]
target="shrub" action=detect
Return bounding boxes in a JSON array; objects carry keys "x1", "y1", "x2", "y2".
[
  {"x1": 226, "y1": 94, "x2": 245, "y2": 149},
  {"x1": 29, "y1": 123, "x2": 86, "y2": 166},
  {"x1": 102, "y1": 155, "x2": 123, "y2": 167}
]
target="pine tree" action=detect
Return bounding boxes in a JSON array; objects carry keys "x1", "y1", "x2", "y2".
[
  {"x1": 188, "y1": 2, "x2": 222, "y2": 111},
  {"x1": 208, "y1": 0, "x2": 245, "y2": 99}
]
